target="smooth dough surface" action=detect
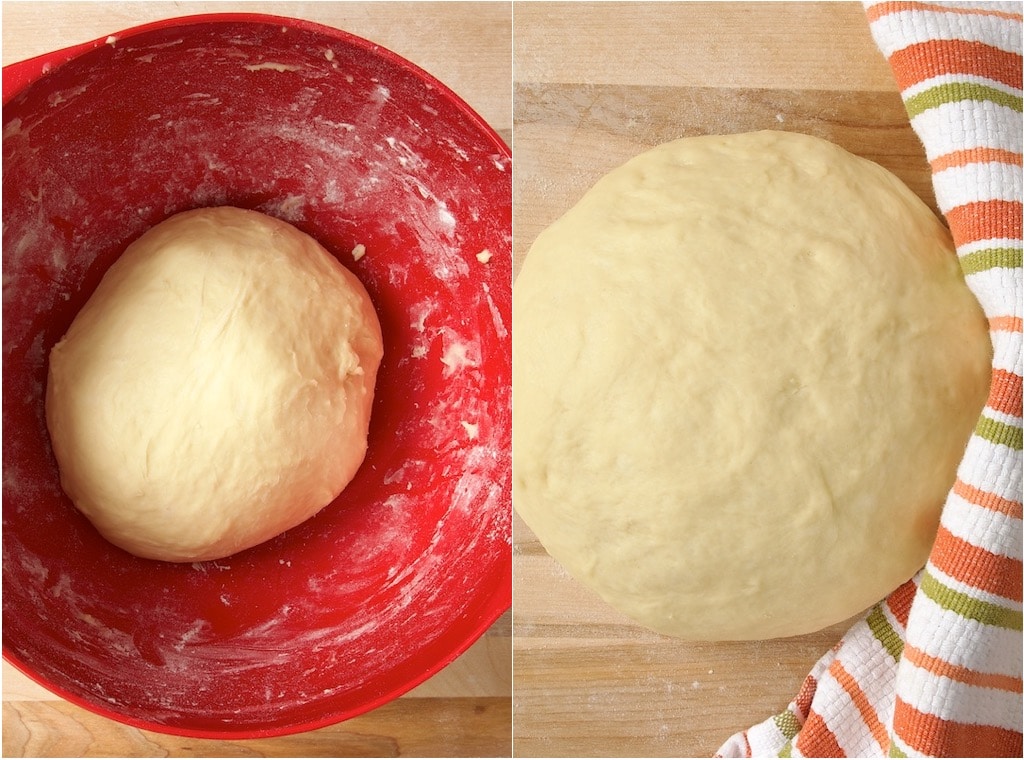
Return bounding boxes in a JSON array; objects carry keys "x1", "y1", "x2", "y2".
[
  {"x1": 513, "y1": 131, "x2": 991, "y2": 640},
  {"x1": 47, "y1": 206, "x2": 384, "y2": 562}
]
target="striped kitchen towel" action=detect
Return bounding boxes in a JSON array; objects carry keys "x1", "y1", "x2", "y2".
[{"x1": 717, "y1": 2, "x2": 1023, "y2": 757}]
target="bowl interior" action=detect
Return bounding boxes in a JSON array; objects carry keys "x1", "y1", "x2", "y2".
[{"x1": 2, "y1": 16, "x2": 511, "y2": 737}]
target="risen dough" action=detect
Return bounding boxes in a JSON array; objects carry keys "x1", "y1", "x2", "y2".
[
  {"x1": 513, "y1": 131, "x2": 991, "y2": 640},
  {"x1": 47, "y1": 207, "x2": 384, "y2": 562}
]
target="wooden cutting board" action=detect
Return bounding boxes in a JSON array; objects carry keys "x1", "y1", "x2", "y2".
[{"x1": 512, "y1": 3, "x2": 936, "y2": 757}]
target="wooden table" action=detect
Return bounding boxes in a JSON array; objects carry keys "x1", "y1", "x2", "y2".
[
  {"x1": 512, "y1": 3, "x2": 935, "y2": 757},
  {"x1": 1, "y1": 2, "x2": 511, "y2": 757}
]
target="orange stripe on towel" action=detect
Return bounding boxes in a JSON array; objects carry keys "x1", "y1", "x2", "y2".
[
  {"x1": 944, "y1": 200, "x2": 1023, "y2": 248},
  {"x1": 894, "y1": 697, "x2": 1024, "y2": 757},
  {"x1": 988, "y1": 368, "x2": 1024, "y2": 418},
  {"x1": 988, "y1": 316, "x2": 1024, "y2": 333},
  {"x1": 952, "y1": 478, "x2": 1024, "y2": 519},
  {"x1": 795, "y1": 709, "x2": 847, "y2": 757},
  {"x1": 903, "y1": 643, "x2": 1024, "y2": 693},
  {"x1": 889, "y1": 39, "x2": 1024, "y2": 90},
  {"x1": 887, "y1": 578, "x2": 918, "y2": 628},
  {"x1": 931, "y1": 524, "x2": 1024, "y2": 602},
  {"x1": 830, "y1": 660, "x2": 891, "y2": 750},
  {"x1": 867, "y1": 1, "x2": 1024, "y2": 23},
  {"x1": 931, "y1": 147, "x2": 1023, "y2": 173}
]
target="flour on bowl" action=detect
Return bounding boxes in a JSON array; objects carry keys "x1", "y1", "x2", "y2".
[
  {"x1": 244, "y1": 61, "x2": 302, "y2": 73},
  {"x1": 3, "y1": 15, "x2": 511, "y2": 735}
]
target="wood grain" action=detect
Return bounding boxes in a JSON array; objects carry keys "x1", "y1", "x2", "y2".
[
  {"x1": 513, "y1": 2, "x2": 896, "y2": 91},
  {"x1": 3, "y1": 612, "x2": 511, "y2": 758},
  {"x1": 4, "y1": 696, "x2": 511, "y2": 758},
  {"x1": 514, "y1": 517, "x2": 860, "y2": 757},
  {"x1": 512, "y1": 2, "x2": 931, "y2": 757},
  {"x1": 2, "y1": 3, "x2": 510, "y2": 757}
]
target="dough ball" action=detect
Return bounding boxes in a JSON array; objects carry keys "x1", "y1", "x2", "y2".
[
  {"x1": 46, "y1": 207, "x2": 384, "y2": 562},
  {"x1": 513, "y1": 131, "x2": 991, "y2": 641}
]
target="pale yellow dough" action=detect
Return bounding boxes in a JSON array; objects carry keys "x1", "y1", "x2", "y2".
[
  {"x1": 513, "y1": 131, "x2": 991, "y2": 640},
  {"x1": 47, "y1": 207, "x2": 384, "y2": 562}
]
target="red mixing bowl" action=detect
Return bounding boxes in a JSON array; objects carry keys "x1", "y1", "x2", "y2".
[{"x1": 2, "y1": 14, "x2": 511, "y2": 738}]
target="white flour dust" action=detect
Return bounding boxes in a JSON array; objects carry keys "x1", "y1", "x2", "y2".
[{"x1": 3, "y1": 23, "x2": 510, "y2": 731}]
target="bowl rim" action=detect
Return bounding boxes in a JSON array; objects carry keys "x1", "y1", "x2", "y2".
[
  {"x1": 2, "y1": 11, "x2": 510, "y2": 158},
  {"x1": 2, "y1": 11, "x2": 511, "y2": 739}
]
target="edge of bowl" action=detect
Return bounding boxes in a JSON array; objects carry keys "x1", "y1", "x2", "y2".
[
  {"x1": 2, "y1": 11, "x2": 511, "y2": 740},
  {"x1": 2, "y1": 11, "x2": 511, "y2": 160}
]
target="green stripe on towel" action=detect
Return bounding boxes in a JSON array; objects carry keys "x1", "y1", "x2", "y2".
[
  {"x1": 905, "y1": 82, "x2": 1023, "y2": 118},
  {"x1": 920, "y1": 570, "x2": 1024, "y2": 630}
]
